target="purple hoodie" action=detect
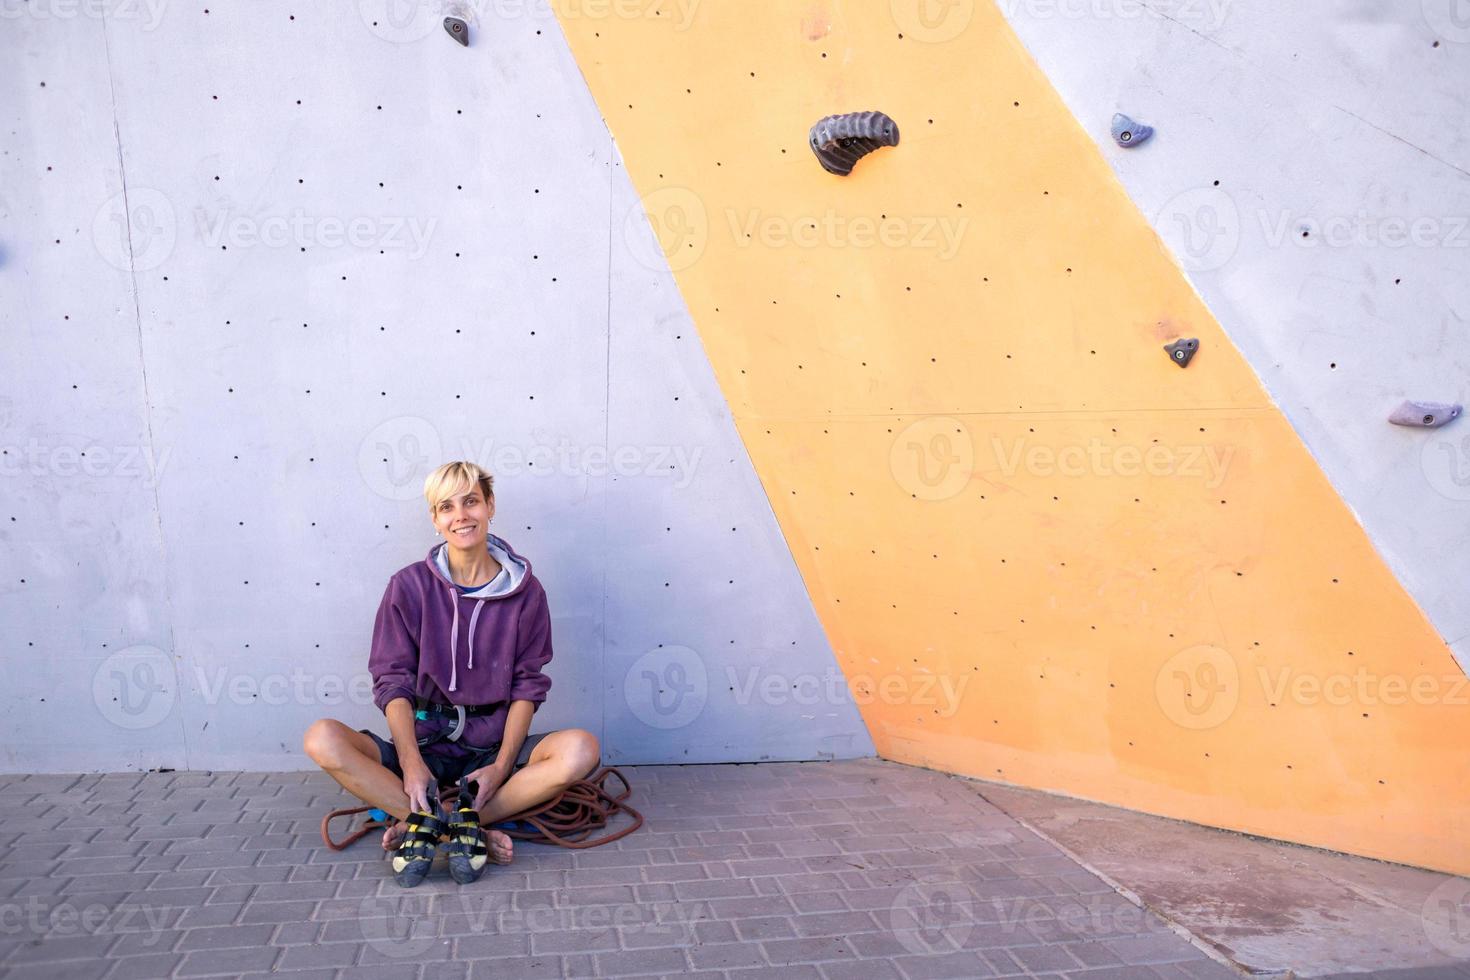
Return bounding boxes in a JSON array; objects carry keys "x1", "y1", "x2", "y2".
[{"x1": 368, "y1": 533, "x2": 553, "y2": 757}]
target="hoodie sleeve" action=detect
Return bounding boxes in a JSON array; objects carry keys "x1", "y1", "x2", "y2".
[
  {"x1": 510, "y1": 581, "x2": 554, "y2": 706},
  {"x1": 369, "y1": 574, "x2": 420, "y2": 713}
]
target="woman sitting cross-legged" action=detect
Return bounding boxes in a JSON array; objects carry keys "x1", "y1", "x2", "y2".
[{"x1": 303, "y1": 460, "x2": 600, "y2": 886}]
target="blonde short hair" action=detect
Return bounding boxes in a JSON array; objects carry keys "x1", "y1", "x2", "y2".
[{"x1": 424, "y1": 461, "x2": 494, "y2": 516}]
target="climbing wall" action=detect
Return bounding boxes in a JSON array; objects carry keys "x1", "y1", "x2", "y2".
[
  {"x1": 999, "y1": 0, "x2": 1470, "y2": 672},
  {"x1": 0, "y1": 3, "x2": 873, "y2": 771},
  {"x1": 550, "y1": 0, "x2": 1470, "y2": 874}
]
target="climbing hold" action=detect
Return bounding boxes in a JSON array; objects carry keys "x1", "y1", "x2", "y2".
[
  {"x1": 444, "y1": 16, "x2": 468, "y2": 45},
  {"x1": 809, "y1": 111, "x2": 900, "y2": 176},
  {"x1": 1388, "y1": 400, "x2": 1462, "y2": 429},
  {"x1": 1164, "y1": 338, "x2": 1199, "y2": 368},
  {"x1": 1111, "y1": 113, "x2": 1154, "y2": 148}
]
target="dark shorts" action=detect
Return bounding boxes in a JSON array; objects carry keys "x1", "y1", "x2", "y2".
[{"x1": 360, "y1": 729, "x2": 550, "y2": 787}]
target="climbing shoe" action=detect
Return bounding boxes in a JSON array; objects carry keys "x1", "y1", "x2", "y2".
[
  {"x1": 444, "y1": 777, "x2": 490, "y2": 885},
  {"x1": 391, "y1": 806, "x2": 448, "y2": 888}
]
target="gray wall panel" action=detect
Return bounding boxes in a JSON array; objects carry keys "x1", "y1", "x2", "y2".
[{"x1": 4, "y1": 0, "x2": 872, "y2": 771}]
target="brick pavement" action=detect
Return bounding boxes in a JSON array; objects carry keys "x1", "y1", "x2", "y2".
[{"x1": 0, "y1": 759, "x2": 1235, "y2": 979}]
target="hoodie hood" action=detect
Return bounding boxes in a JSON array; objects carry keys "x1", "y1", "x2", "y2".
[
  {"x1": 422, "y1": 531, "x2": 531, "y2": 693},
  {"x1": 428, "y1": 531, "x2": 528, "y2": 598}
]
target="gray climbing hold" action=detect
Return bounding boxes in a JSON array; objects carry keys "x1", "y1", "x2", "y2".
[
  {"x1": 809, "y1": 111, "x2": 900, "y2": 176},
  {"x1": 1164, "y1": 338, "x2": 1199, "y2": 368},
  {"x1": 1111, "y1": 113, "x2": 1153, "y2": 148},
  {"x1": 444, "y1": 16, "x2": 468, "y2": 45},
  {"x1": 1389, "y1": 400, "x2": 1462, "y2": 429}
]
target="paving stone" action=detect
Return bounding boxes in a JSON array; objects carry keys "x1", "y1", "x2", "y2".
[{"x1": 0, "y1": 762, "x2": 1264, "y2": 980}]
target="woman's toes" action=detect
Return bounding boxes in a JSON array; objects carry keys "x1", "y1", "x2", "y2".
[{"x1": 487, "y1": 829, "x2": 514, "y2": 865}]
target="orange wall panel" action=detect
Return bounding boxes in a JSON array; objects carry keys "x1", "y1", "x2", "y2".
[{"x1": 552, "y1": 0, "x2": 1470, "y2": 874}]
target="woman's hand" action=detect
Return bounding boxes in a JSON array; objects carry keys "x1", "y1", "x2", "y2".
[
  {"x1": 401, "y1": 757, "x2": 437, "y2": 815},
  {"x1": 465, "y1": 761, "x2": 510, "y2": 814}
]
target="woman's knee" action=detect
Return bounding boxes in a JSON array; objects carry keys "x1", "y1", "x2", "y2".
[
  {"x1": 558, "y1": 728, "x2": 601, "y2": 779},
  {"x1": 303, "y1": 718, "x2": 352, "y2": 768}
]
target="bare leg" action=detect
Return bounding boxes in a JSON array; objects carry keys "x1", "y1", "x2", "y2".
[
  {"x1": 478, "y1": 728, "x2": 602, "y2": 826},
  {"x1": 303, "y1": 719, "x2": 416, "y2": 820}
]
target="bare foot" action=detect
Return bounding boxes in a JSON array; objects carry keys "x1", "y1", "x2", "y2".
[
  {"x1": 381, "y1": 822, "x2": 405, "y2": 852},
  {"x1": 487, "y1": 828, "x2": 513, "y2": 865}
]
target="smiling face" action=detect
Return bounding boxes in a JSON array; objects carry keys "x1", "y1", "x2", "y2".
[{"x1": 431, "y1": 485, "x2": 495, "y2": 553}]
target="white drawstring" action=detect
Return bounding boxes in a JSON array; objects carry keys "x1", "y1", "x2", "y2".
[
  {"x1": 445, "y1": 586, "x2": 487, "y2": 693},
  {"x1": 447, "y1": 584, "x2": 460, "y2": 692}
]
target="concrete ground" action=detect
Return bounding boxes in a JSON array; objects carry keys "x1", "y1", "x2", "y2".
[{"x1": 0, "y1": 759, "x2": 1464, "y2": 979}]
